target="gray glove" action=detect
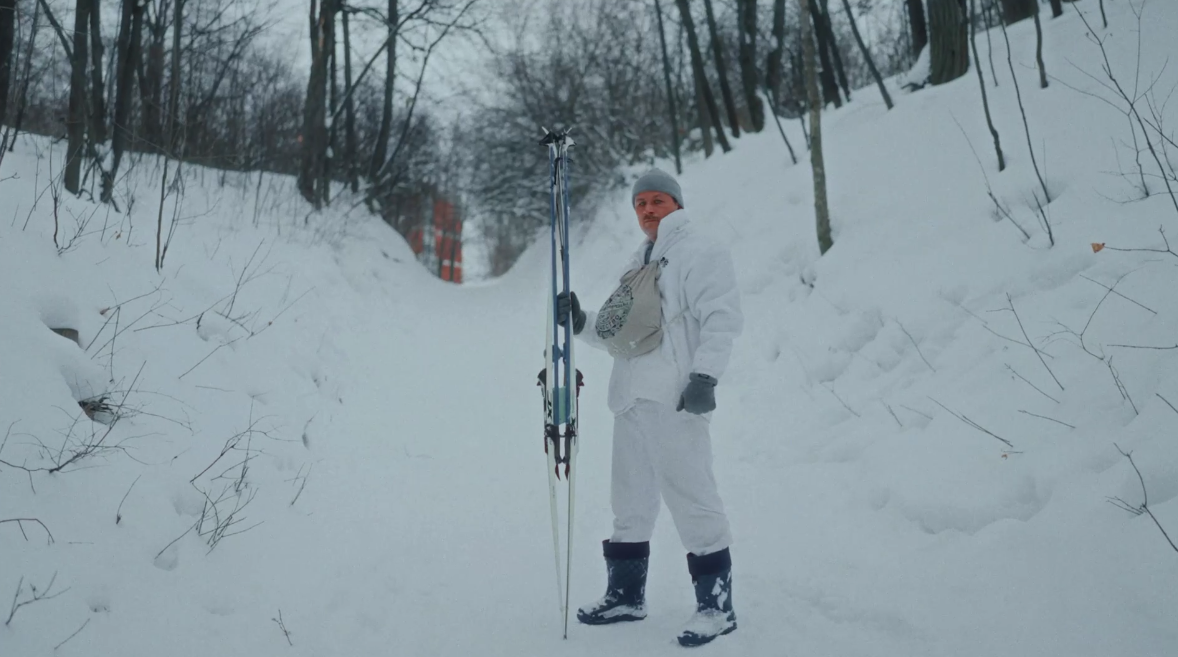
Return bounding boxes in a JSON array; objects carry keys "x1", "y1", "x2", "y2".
[
  {"x1": 677, "y1": 373, "x2": 718, "y2": 414},
  {"x1": 556, "y1": 291, "x2": 587, "y2": 335}
]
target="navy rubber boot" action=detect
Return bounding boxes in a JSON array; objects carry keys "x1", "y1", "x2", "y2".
[
  {"x1": 577, "y1": 540, "x2": 649, "y2": 625},
  {"x1": 677, "y1": 548, "x2": 737, "y2": 647}
]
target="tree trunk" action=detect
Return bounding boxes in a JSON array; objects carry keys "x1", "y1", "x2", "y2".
[
  {"x1": 676, "y1": 0, "x2": 731, "y2": 153},
  {"x1": 766, "y1": 0, "x2": 786, "y2": 111},
  {"x1": 905, "y1": 0, "x2": 928, "y2": 57},
  {"x1": 806, "y1": 0, "x2": 841, "y2": 107},
  {"x1": 321, "y1": 0, "x2": 335, "y2": 205},
  {"x1": 298, "y1": 0, "x2": 330, "y2": 207},
  {"x1": 87, "y1": 0, "x2": 106, "y2": 145},
  {"x1": 841, "y1": 0, "x2": 892, "y2": 109},
  {"x1": 819, "y1": 0, "x2": 851, "y2": 101},
  {"x1": 1048, "y1": 0, "x2": 1062, "y2": 17},
  {"x1": 6, "y1": 0, "x2": 38, "y2": 151},
  {"x1": 928, "y1": 0, "x2": 968, "y2": 85},
  {"x1": 1000, "y1": 0, "x2": 1034, "y2": 24},
  {"x1": 737, "y1": 0, "x2": 763, "y2": 132},
  {"x1": 695, "y1": 63, "x2": 714, "y2": 157},
  {"x1": 654, "y1": 0, "x2": 682, "y2": 174},
  {"x1": 969, "y1": 0, "x2": 1004, "y2": 171},
  {"x1": 342, "y1": 6, "x2": 358, "y2": 191},
  {"x1": 65, "y1": 0, "x2": 91, "y2": 194},
  {"x1": 799, "y1": 0, "x2": 831, "y2": 255},
  {"x1": 370, "y1": 0, "x2": 397, "y2": 180},
  {"x1": 0, "y1": 0, "x2": 14, "y2": 128},
  {"x1": 167, "y1": 0, "x2": 183, "y2": 153},
  {"x1": 1033, "y1": 2, "x2": 1047, "y2": 88},
  {"x1": 139, "y1": 2, "x2": 166, "y2": 152},
  {"x1": 106, "y1": 0, "x2": 143, "y2": 202},
  {"x1": 701, "y1": 0, "x2": 740, "y2": 138}
]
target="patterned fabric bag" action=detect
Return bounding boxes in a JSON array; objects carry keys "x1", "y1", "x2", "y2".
[{"x1": 595, "y1": 261, "x2": 665, "y2": 358}]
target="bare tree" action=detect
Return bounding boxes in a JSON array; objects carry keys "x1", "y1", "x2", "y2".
[
  {"x1": 765, "y1": 0, "x2": 787, "y2": 108},
  {"x1": 341, "y1": 5, "x2": 358, "y2": 192},
  {"x1": 299, "y1": 0, "x2": 334, "y2": 208},
  {"x1": 929, "y1": 0, "x2": 968, "y2": 85},
  {"x1": 655, "y1": 0, "x2": 682, "y2": 174},
  {"x1": 87, "y1": 0, "x2": 106, "y2": 145},
  {"x1": 1033, "y1": 1, "x2": 1047, "y2": 88},
  {"x1": 905, "y1": 0, "x2": 928, "y2": 57},
  {"x1": 818, "y1": 0, "x2": 850, "y2": 101},
  {"x1": 799, "y1": 0, "x2": 831, "y2": 254},
  {"x1": 1000, "y1": 0, "x2": 1034, "y2": 25},
  {"x1": 999, "y1": 4, "x2": 1050, "y2": 205},
  {"x1": 840, "y1": 0, "x2": 893, "y2": 110},
  {"x1": 167, "y1": 0, "x2": 182, "y2": 151},
  {"x1": 0, "y1": 0, "x2": 13, "y2": 129},
  {"x1": 106, "y1": 0, "x2": 145, "y2": 203},
  {"x1": 676, "y1": 0, "x2": 731, "y2": 152},
  {"x1": 65, "y1": 0, "x2": 91, "y2": 193},
  {"x1": 806, "y1": 0, "x2": 841, "y2": 107},
  {"x1": 969, "y1": 0, "x2": 1004, "y2": 171},
  {"x1": 736, "y1": 0, "x2": 763, "y2": 132},
  {"x1": 701, "y1": 0, "x2": 740, "y2": 138},
  {"x1": 369, "y1": 0, "x2": 397, "y2": 181}
]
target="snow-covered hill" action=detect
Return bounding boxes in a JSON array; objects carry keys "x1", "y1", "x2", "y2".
[{"x1": 3, "y1": 1, "x2": 1176, "y2": 655}]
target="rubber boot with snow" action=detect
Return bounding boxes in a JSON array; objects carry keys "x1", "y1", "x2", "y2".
[
  {"x1": 677, "y1": 548, "x2": 737, "y2": 647},
  {"x1": 577, "y1": 540, "x2": 649, "y2": 625}
]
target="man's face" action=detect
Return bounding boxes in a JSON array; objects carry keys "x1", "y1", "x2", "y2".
[{"x1": 634, "y1": 191, "x2": 680, "y2": 241}]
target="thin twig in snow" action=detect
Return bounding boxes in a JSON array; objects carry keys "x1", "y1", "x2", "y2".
[
  {"x1": 1006, "y1": 364, "x2": 1061, "y2": 404},
  {"x1": 900, "y1": 404, "x2": 933, "y2": 421},
  {"x1": 6, "y1": 572, "x2": 70, "y2": 626},
  {"x1": 273, "y1": 609, "x2": 294, "y2": 646},
  {"x1": 117, "y1": 475, "x2": 142, "y2": 525},
  {"x1": 823, "y1": 384, "x2": 860, "y2": 417},
  {"x1": 1107, "y1": 357, "x2": 1138, "y2": 415},
  {"x1": 0, "y1": 518, "x2": 55, "y2": 545},
  {"x1": 1157, "y1": 393, "x2": 1178, "y2": 417},
  {"x1": 1108, "y1": 444, "x2": 1178, "y2": 554},
  {"x1": 929, "y1": 397, "x2": 1015, "y2": 448},
  {"x1": 1109, "y1": 342, "x2": 1178, "y2": 350},
  {"x1": 1080, "y1": 274, "x2": 1156, "y2": 315},
  {"x1": 896, "y1": 320, "x2": 935, "y2": 372},
  {"x1": 1007, "y1": 294, "x2": 1064, "y2": 391},
  {"x1": 54, "y1": 618, "x2": 91, "y2": 650},
  {"x1": 1017, "y1": 410, "x2": 1076, "y2": 429}
]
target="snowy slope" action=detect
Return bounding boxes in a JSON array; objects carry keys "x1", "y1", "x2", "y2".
[{"x1": 3, "y1": 1, "x2": 1178, "y2": 655}]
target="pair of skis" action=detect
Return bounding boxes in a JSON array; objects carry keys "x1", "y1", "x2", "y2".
[{"x1": 537, "y1": 127, "x2": 582, "y2": 639}]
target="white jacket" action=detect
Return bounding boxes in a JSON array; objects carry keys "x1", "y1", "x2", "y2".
[{"x1": 580, "y1": 209, "x2": 743, "y2": 415}]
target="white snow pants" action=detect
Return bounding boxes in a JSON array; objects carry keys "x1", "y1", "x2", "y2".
[{"x1": 610, "y1": 400, "x2": 732, "y2": 556}]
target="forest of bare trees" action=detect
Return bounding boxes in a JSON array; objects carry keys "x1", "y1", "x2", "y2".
[{"x1": 0, "y1": 0, "x2": 1060, "y2": 277}]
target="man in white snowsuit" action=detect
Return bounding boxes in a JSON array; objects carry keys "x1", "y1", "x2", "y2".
[{"x1": 557, "y1": 168, "x2": 743, "y2": 647}]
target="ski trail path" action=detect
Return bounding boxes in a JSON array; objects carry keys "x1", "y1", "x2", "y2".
[{"x1": 270, "y1": 260, "x2": 932, "y2": 657}]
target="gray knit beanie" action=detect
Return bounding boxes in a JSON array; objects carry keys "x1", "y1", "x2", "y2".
[{"x1": 631, "y1": 168, "x2": 684, "y2": 208}]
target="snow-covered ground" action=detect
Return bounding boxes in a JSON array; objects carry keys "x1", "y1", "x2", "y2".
[{"x1": 3, "y1": 1, "x2": 1177, "y2": 655}]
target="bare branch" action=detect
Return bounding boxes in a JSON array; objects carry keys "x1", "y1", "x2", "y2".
[
  {"x1": 6, "y1": 572, "x2": 70, "y2": 626},
  {"x1": 1005, "y1": 364, "x2": 1060, "y2": 404},
  {"x1": 272, "y1": 609, "x2": 293, "y2": 646},
  {"x1": 1108, "y1": 444, "x2": 1178, "y2": 554},
  {"x1": 1157, "y1": 393, "x2": 1178, "y2": 417},
  {"x1": 929, "y1": 398, "x2": 1014, "y2": 448},
  {"x1": 895, "y1": 319, "x2": 935, "y2": 372},
  {"x1": 117, "y1": 475, "x2": 142, "y2": 525},
  {"x1": 1107, "y1": 357, "x2": 1138, "y2": 415},
  {"x1": 55, "y1": 618, "x2": 91, "y2": 651},
  {"x1": 1008, "y1": 294, "x2": 1064, "y2": 391},
  {"x1": 1017, "y1": 410, "x2": 1076, "y2": 430},
  {"x1": 0, "y1": 518, "x2": 55, "y2": 545}
]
